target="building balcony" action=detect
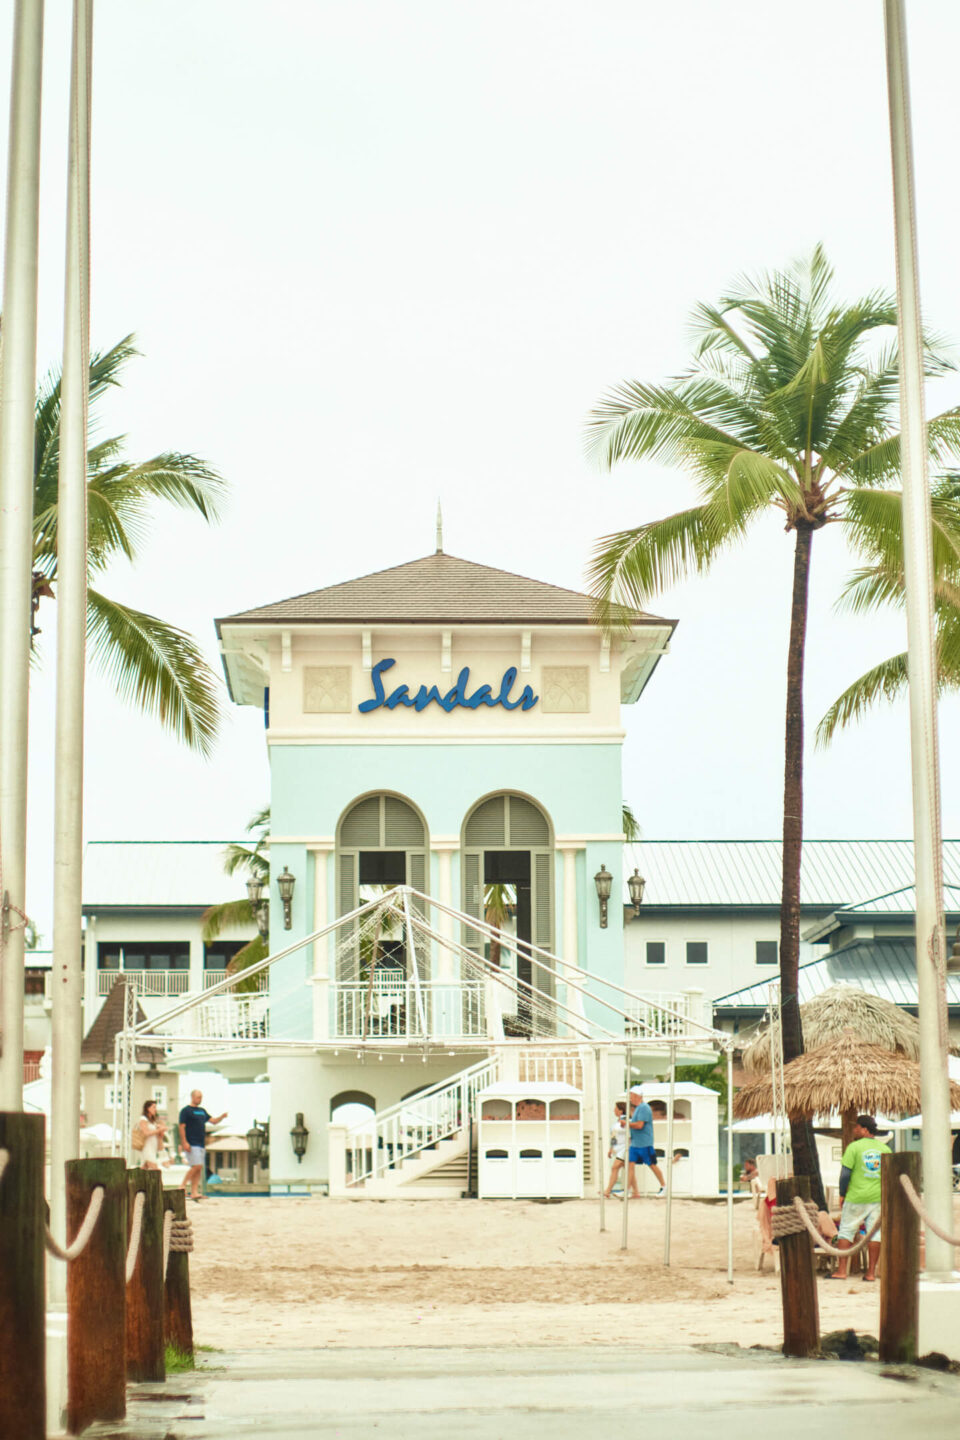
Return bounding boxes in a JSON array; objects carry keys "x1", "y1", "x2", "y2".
[
  {"x1": 169, "y1": 994, "x2": 271, "y2": 1043},
  {"x1": 202, "y1": 969, "x2": 269, "y2": 992},
  {"x1": 96, "y1": 969, "x2": 192, "y2": 997},
  {"x1": 625, "y1": 989, "x2": 707, "y2": 1041},
  {"x1": 332, "y1": 980, "x2": 487, "y2": 1040}
]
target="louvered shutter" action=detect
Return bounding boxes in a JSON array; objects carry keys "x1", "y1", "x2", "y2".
[
  {"x1": 531, "y1": 850, "x2": 555, "y2": 1021},
  {"x1": 462, "y1": 849, "x2": 483, "y2": 953}
]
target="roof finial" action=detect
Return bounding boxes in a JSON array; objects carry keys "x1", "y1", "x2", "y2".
[{"x1": 435, "y1": 499, "x2": 443, "y2": 554}]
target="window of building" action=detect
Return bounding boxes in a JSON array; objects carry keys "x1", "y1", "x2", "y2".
[
  {"x1": 97, "y1": 942, "x2": 190, "y2": 971},
  {"x1": 756, "y1": 940, "x2": 779, "y2": 965},
  {"x1": 685, "y1": 941, "x2": 708, "y2": 966},
  {"x1": 151, "y1": 1085, "x2": 168, "y2": 1110},
  {"x1": 24, "y1": 968, "x2": 46, "y2": 995},
  {"x1": 645, "y1": 942, "x2": 666, "y2": 965},
  {"x1": 203, "y1": 941, "x2": 247, "y2": 970},
  {"x1": 103, "y1": 1085, "x2": 121, "y2": 1109}
]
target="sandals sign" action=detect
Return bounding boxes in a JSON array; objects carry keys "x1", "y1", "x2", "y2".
[{"x1": 359, "y1": 658, "x2": 539, "y2": 714}]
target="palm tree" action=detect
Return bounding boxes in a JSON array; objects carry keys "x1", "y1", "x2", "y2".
[
  {"x1": 586, "y1": 247, "x2": 960, "y2": 1206},
  {"x1": 201, "y1": 806, "x2": 269, "y2": 986},
  {"x1": 817, "y1": 481, "x2": 960, "y2": 740},
  {"x1": 30, "y1": 335, "x2": 225, "y2": 755}
]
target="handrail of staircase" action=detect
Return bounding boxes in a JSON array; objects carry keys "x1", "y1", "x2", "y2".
[{"x1": 346, "y1": 1054, "x2": 501, "y2": 1187}]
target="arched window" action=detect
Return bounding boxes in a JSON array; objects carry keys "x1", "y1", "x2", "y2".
[
  {"x1": 336, "y1": 793, "x2": 429, "y2": 978},
  {"x1": 461, "y1": 792, "x2": 555, "y2": 1028}
]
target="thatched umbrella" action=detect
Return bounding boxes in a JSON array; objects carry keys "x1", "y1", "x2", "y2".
[
  {"x1": 742, "y1": 985, "x2": 923, "y2": 1075},
  {"x1": 733, "y1": 1029, "x2": 960, "y2": 1150}
]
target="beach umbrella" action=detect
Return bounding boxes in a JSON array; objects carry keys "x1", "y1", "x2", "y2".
[
  {"x1": 741, "y1": 985, "x2": 924, "y2": 1074},
  {"x1": 733, "y1": 1029, "x2": 960, "y2": 1150}
]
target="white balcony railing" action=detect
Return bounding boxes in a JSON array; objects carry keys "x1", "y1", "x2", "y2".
[
  {"x1": 333, "y1": 980, "x2": 486, "y2": 1040},
  {"x1": 96, "y1": 969, "x2": 192, "y2": 998},
  {"x1": 626, "y1": 989, "x2": 706, "y2": 1040},
  {"x1": 184, "y1": 994, "x2": 270, "y2": 1042},
  {"x1": 203, "y1": 969, "x2": 269, "y2": 992}
]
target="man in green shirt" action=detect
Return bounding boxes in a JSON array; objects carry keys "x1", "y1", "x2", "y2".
[{"x1": 831, "y1": 1115, "x2": 890, "y2": 1282}]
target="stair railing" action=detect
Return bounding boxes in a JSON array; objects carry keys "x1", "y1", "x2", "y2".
[{"x1": 346, "y1": 1054, "x2": 501, "y2": 1188}]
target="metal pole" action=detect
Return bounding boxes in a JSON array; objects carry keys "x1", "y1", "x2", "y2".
[
  {"x1": 0, "y1": 0, "x2": 45, "y2": 1111},
  {"x1": 50, "y1": 0, "x2": 93, "y2": 1302},
  {"x1": 663, "y1": 1043, "x2": 675, "y2": 1265},
  {"x1": 883, "y1": 0, "x2": 955, "y2": 1280},
  {"x1": 726, "y1": 1046, "x2": 734, "y2": 1284},
  {"x1": 594, "y1": 1045, "x2": 606, "y2": 1231},
  {"x1": 620, "y1": 1045, "x2": 631, "y2": 1251}
]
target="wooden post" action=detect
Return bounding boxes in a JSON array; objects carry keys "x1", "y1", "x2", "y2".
[
  {"x1": 125, "y1": 1168, "x2": 165, "y2": 1382},
  {"x1": 776, "y1": 1175, "x2": 820, "y2": 1358},
  {"x1": 163, "y1": 1186, "x2": 193, "y2": 1358},
  {"x1": 0, "y1": 1112, "x2": 46, "y2": 1440},
  {"x1": 66, "y1": 1157, "x2": 127, "y2": 1432},
  {"x1": 880, "y1": 1150, "x2": 921, "y2": 1363}
]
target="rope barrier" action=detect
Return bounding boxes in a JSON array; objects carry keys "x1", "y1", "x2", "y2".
[
  {"x1": 899, "y1": 1174, "x2": 960, "y2": 1247},
  {"x1": 791, "y1": 1195, "x2": 882, "y2": 1256},
  {"x1": 45, "y1": 1186, "x2": 104, "y2": 1261},
  {"x1": 0, "y1": 1148, "x2": 8, "y2": 1186},
  {"x1": 162, "y1": 1209, "x2": 173, "y2": 1276},
  {"x1": 168, "y1": 1217, "x2": 194, "y2": 1253},
  {"x1": 770, "y1": 1199, "x2": 819, "y2": 1238},
  {"x1": 125, "y1": 1191, "x2": 145, "y2": 1283}
]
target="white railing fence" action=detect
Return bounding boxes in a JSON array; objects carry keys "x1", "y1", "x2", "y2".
[
  {"x1": 518, "y1": 1051, "x2": 582, "y2": 1087},
  {"x1": 203, "y1": 969, "x2": 269, "y2": 992},
  {"x1": 626, "y1": 989, "x2": 706, "y2": 1040},
  {"x1": 346, "y1": 1054, "x2": 501, "y2": 1188},
  {"x1": 96, "y1": 970, "x2": 192, "y2": 998},
  {"x1": 333, "y1": 980, "x2": 486, "y2": 1040}
]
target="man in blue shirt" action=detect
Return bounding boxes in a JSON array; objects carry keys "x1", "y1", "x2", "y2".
[
  {"x1": 178, "y1": 1089, "x2": 227, "y2": 1201},
  {"x1": 628, "y1": 1084, "x2": 666, "y2": 1197}
]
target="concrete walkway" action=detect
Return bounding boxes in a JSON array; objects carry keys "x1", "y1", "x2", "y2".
[{"x1": 83, "y1": 1343, "x2": 960, "y2": 1440}]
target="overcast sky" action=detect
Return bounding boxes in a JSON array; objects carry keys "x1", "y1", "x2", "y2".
[{"x1": 7, "y1": 0, "x2": 960, "y2": 937}]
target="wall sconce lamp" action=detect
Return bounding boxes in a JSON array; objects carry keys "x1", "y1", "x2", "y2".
[
  {"x1": 627, "y1": 869, "x2": 646, "y2": 916},
  {"x1": 948, "y1": 921, "x2": 960, "y2": 974},
  {"x1": 594, "y1": 864, "x2": 613, "y2": 928},
  {"x1": 290, "y1": 1111, "x2": 310, "y2": 1163},
  {"x1": 276, "y1": 867, "x2": 296, "y2": 930},
  {"x1": 246, "y1": 1117, "x2": 270, "y2": 1168},
  {"x1": 247, "y1": 877, "x2": 270, "y2": 940}
]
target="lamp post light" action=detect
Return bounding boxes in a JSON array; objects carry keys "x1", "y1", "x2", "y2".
[
  {"x1": 254, "y1": 900, "x2": 270, "y2": 941},
  {"x1": 594, "y1": 864, "x2": 613, "y2": 929},
  {"x1": 245, "y1": 1117, "x2": 269, "y2": 1169},
  {"x1": 290, "y1": 1112, "x2": 309, "y2": 1163},
  {"x1": 246, "y1": 877, "x2": 264, "y2": 912},
  {"x1": 627, "y1": 869, "x2": 646, "y2": 916},
  {"x1": 276, "y1": 867, "x2": 296, "y2": 930}
]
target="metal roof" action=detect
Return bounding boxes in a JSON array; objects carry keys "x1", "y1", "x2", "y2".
[
  {"x1": 838, "y1": 884, "x2": 960, "y2": 916},
  {"x1": 629, "y1": 840, "x2": 960, "y2": 908},
  {"x1": 713, "y1": 937, "x2": 960, "y2": 1013},
  {"x1": 216, "y1": 551, "x2": 669, "y2": 628},
  {"x1": 82, "y1": 841, "x2": 250, "y2": 910}
]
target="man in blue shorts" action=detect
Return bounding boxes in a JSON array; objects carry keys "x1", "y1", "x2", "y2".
[
  {"x1": 178, "y1": 1089, "x2": 227, "y2": 1201},
  {"x1": 627, "y1": 1083, "x2": 666, "y2": 1196}
]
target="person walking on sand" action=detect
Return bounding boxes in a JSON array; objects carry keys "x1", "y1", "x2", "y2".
[
  {"x1": 137, "y1": 1099, "x2": 166, "y2": 1171},
  {"x1": 627, "y1": 1083, "x2": 666, "y2": 1197},
  {"x1": 603, "y1": 1101, "x2": 639, "y2": 1199},
  {"x1": 830, "y1": 1114, "x2": 890, "y2": 1282},
  {"x1": 178, "y1": 1089, "x2": 227, "y2": 1202}
]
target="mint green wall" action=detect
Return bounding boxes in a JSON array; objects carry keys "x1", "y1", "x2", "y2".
[{"x1": 267, "y1": 743, "x2": 624, "y2": 1040}]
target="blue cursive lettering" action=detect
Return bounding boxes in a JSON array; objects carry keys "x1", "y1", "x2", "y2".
[{"x1": 359, "y1": 658, "x2": 539, "y2": 715}]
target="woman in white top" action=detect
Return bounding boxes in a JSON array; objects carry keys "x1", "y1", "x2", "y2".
[
  {"x1": 603, "y1": 1101, "x2": 639, "y2": 1199},
  {"x1": 137, "y1": 1099, "x2": 166, "y2": 1170}
]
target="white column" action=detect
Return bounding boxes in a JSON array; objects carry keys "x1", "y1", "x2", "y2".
[
  {"x1": 560, "y1": 846, "x2": 584, "y2": 1020},
  {"x1": 310, "y1": 846, "x2": 332, "y2": 1038},
  {"x1": 434, "y1": 844, "x2": 454, "y2": 979}
]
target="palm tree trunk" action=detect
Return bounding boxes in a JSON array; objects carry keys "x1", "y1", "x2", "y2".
[{"x1": 779, "y1": 522, "x2": 826, "y2": 1210}]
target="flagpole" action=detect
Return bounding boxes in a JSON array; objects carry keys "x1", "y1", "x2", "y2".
[
  {"x1": 883, "y1": 0, "x2": 955, "y2": 1283},
  {"x1": 49, "y1": 0, "x2": 93, "y2": 1298},
  {"x1": 0, "y1": 1, "x2": 45, "y2": 1111}
]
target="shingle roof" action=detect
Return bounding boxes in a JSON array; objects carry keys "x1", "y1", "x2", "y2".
[
  {"x1": 216, "y1": 552, "x2": 668, "y2": 628},
  {"x1": 713, "y1": 937, "x2": 960, "y2": 1013},
  {"x1": 81, "y1": 979, "x2": 166, "y2": 1066},
  {"x1": 629, "y1": 839, "x2": 960, "y2": 908}
]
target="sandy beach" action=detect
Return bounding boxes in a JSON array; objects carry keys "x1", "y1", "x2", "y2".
[{"x1": 183, "y1": 1194, "x2": 910, "y2": 1350}]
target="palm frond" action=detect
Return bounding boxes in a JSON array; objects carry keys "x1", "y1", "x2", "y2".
[
  {"x1": 201, "y1": 898, "x2": 257, "y2": 942},
  {"x1": 816, "y1": 653, "x2": 910, "y2": 746},
  {"x1": 622, "y1": 803, "x2": 641, "y2": 843},
  {"x1": 223, "y1": 843, "x2": 269, "y2": 880},
  {"x1": 86, "y1": 588, "x2": 222, "y2": 756},
  {"x1": 588, "y1": 502, "x2": 744, "y2": 621}
]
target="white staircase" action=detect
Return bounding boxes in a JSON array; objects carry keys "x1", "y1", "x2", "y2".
[{"x1": 344, "y1": 1055, "x2": 500, "y2": 1196}]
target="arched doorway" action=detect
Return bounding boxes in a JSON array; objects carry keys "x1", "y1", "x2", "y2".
[
  {"x1": 462, "y1": 793, "x2": 554, "y2": 1032},
  {"x1": 336, "y1": 793, "x2": 428, "y2": 983}
]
